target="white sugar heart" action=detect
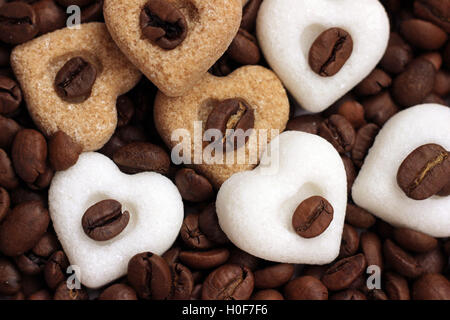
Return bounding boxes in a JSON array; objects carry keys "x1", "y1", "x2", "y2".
[
  {"x1": 49, "y1": 152, "x2": 183, "y2": 288},
  {"x1": 256, "y1": 0, "x2": 390, "y2": 112},
  {"x1": 352, "y1": 104, "x2": 450, "y2": 238},
  {"x1": 216, "y1": 131, "x2": 347, "y2": 264}
]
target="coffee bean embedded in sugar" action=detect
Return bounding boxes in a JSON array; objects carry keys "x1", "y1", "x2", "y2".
[
  {"x1": 292, "y1": 196, "x2": 334, "y2": 239},
  {"x1": 140, "y1": 0, "x2": 188, "y2": 50},
  {"x1": 82, "y1": 199, "x2": 130, "y2": 241},
  {"x1": 309, "y1": 28, "x2": 353, "y2": 77},
  {"x1": 0, "y1": 2, "x2": 39, "y2": 44}
]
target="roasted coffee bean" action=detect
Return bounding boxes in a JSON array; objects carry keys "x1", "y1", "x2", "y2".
[
  {"x1": 227, "y1": 28, "x2": 260, "y2": 65},
  {"x1": 367, "y1": 289, "x2": 388, "y2": 300},
  {"x1": 227, "y1": 247, "x2": 260, "y2": 271},
  {"x1": 0, "y1": 187, "x2": 9, "y2": 222},
  {"x1": 360, "y1": 232, "x2": 383, "y2": 271},
  {"x1": 414, "y1": 0, "x2": 450, "y2": 33},
  {"x1": 32, "y1": 232, "x2": 59, "y2": 258},
  {"x1": 393, "y1": 228, "x2": 438, "y2": 253},
  {"x1": 180, "y1": 213, "x2": 214, "y2": 250},
  {"x1": 434, "y1": 70, "x2": 450, "y2": 96},
  {"x1": 169, "y1": 262, "x2": 194, "y2": 300},
  {"x1": 99, "y1": 283, "x2": 138, "y2": 300},
  {"x1": 420, "y1": 52, "x2": 443, "y2": 70},
  {"x1": 0, "y1": 2, "x2": 39, "y2": 44},
  {"x1": 54, "y1": 57, "x2": 97, "y2": 102},
  {"x1": 0, "y1": 258, "x2": 21, "y2": 295},
  {"x1": 380, "y1": 33, "x2": 413, "y2": 74},
  {"x1": 392, "y1": 59, "x2": 436, "y2": 107},
  {"x1": 337, "y1": 100, "x2": 366, "y2": 129},
  {"x1": 438, "y1": 180, "x2": 450, "y2": 197},
  {"x1": 179, "y1": 249, "x2": 230, "y2": 270},
  {"x1": 341, "y1": 156, "x2": 356, "y2": 194},
  {"x1": 209, "y1": 54, "x2": 234, "y2": 77},
  {"x1": 397, "y1": 144, "x2": 450, "y2": 200},
  {"x1": 140, "y1": 0, "x2": 187, "y2": 50},
  {"x1": 309, "y1": 28, "x2": 353, "y2": 77},
  {"x1": 113, "y1": 142, "x2": 170, "y2": 175},
  {"x1": 82, "y1": 199, "x2": 130, "y2": 241},
  {"x1": 80, "y1": 0, "x2": 103, "y2": 23},
  {"x1": 339, "y1": 224, "x2": 360, "y2": 258},
  {"x1": 32, "y1": 0, "x2": 67, "y2": 35},
  {"x1": 330, "y1": 289, "x2": 366, "y2": 300},
  {"x1": 241, "y1": 0, "x2": 262, "y2": 31},
  {"x1": 375, "y1": 219, "x2": 395, "y2": 239},
  {"x1": 190, "y1": 283, "x2": 202, "y2": 300},
  {"x1": 28, "y1": 289, "x2": 52, "y2": 300},
  {"x1": 416, "y1": 247, "x2": 446, "y2": 274},
  {"x1": 202, "y1": 264, "x2": 254, "y2": 300},
  {"x1": 362, "y1": 91, "x2": 399, "y2": 126},
  {"x1": 284, "y1": 276, "x2": 328, "y2": 300},
  {"x1": 128, "y1": 252, "x2": 172, "y2": 300},
  {"x1": 322, "y1": 254, "x2": 367, "y2": 291},
  {"x1": 198, "y1": 203, "x2": 229, "y2": 245},
  {"x1": 14, "y1": 251, "x2": 46, "y2": 276},
  {"x1": 286, "y1": 114, "x2": 323, "y2": 135},
  {"x1": 0, "y1": 76, "x2": 22, "y2": 116},
  {"x1": 53, "y1": 282, "x2": 88, "y2": 300},
  {"x1": 251, "y1": 289, "x2": 284, "y2": 300},
  {"x1": 175, "y1": 168, "x2": 214, "y2": 202},
  {"x1": 48, "y1": 131, "x2": 82, "y2": 171},
  {"x1": 383, "y1": 239, "x2": 422, "y2": 278},
  {"x1": 319, "y1": 115, "x2": 355, "y2": 153},
  {"x1": 292, "y1": 196, "x2": 334, "y2": 239},
  {"x1": 9, "y1": 187, "x2": 46, "y2": 207},
  {"x1": 384, "y1": 272, "x2": 410, "y2": 300},
  {"x1": 400, "y1": 19, "x2": 447, "y2": 50},
  {"x1": 351, "y1": 123, "x2": 380, "y2": 167},
  {"x1": 162, "y1": 247, "x2": 180, "y2": 266},
  {"x1": 205, "y1": 98, "x2": 255, "y2": 151},
  {"x1": 302, "y1": 265, "x2": 327, "y2": 280},
  {"x1": 423, "y1": 93, "x2": 446, "y2": 105},
  {"x1": 116, "y1": 95, "x2": 135, "y2": 127},
  {"x1": 11, "y1": 129, "x2": 47, "y2": 184},
  {"x1": 254, "y1": 264, "x2": 294, "y2": 289},
  {"x1": 354, "y1": 69, "x2": 392, "y2": 97},
  {"x1": 412, "y1": 273, "x2": 450, "y2": 300},
  {"x1": 0, "y1": 115, "x2": 21, "y2": 150},
  {"x1": 0, "y1": 201, "x2": 49, "y2": 256},
  {"x1": 44, "y1": 250, "x2": 69, "y2": 290}
]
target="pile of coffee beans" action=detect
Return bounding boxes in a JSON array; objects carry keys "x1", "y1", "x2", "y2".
[{"x1": 0, "y1": 0, "x2": 449, "y2": 300}]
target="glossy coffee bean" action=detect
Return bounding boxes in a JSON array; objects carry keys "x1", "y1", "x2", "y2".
[
  {"x1": 227, "y1": 247, "x2": 260, "y2": 271},
  {"x1": 319, "y1": 115, "x2": 355, "y2": 154},
  {"x1": 286, "y1": 114, "x2": 323, "y2": 135},
  {"x1": 416, "y1": 247, "x2": 446, "y2": 274},
  {"x1": 351, "y1": 123, "x2": 380, "y2": 167},
  {"x1": 339, "y1": 224, "x2": 360, "y2": 258},
  {"x1": 322, "y1": 254, "x2": 367, "y2": 291},
  {"x1": 284, "y1": 276, "x2": 328, "y2": 300},
  {"x1": 383, "y1": 239, "x2": 422, "y2": 278},
  {"x1": 360, "y1": 232, "x2": 383, "y2": 271},
  {"x1": 433, "y1": 70, "x2": 450, "y2": 96},
  {"x1": 412, "y1": 273, "x2": 450, "y2": 300},
  {"x1": 362, "y1": 91, "x2": 399, "y2": 126},
  {"x1": 341, "y1": 156, "x2": 356, "y2": 194},
  {"x1": 99, "y1": 283, "x2": 138, "y2": 300},
  {"x1": 420, "y1": 52, "x2": 443, "y2": 70},
  {"x1": 79, "y1": 0, "x2": 104, "y2": 23},
  {"x1": 14, "y1": 252, "x2": 46, "y2": 276},
  {"x1": 413, "y1": 0, "x2": 450, "y2": 33},
  {"x1": 354, "y1": 69, "x2": 392, "y2": 97},
  {"x1": 400, "y1": 19, "x2": 447, "y2": 50},
  {"x1": 0, "y1": 187, "x2": 10, "y2": 222},
  {"x1": 337, "y1": 100, "x2": 366, "y2": 129},
  {"x1": 190, "y1": 283, "x2": 202, "y2": 300},
  {"x1": 169, "y1": 262, "x2": 194, "y2": 300},
  {"x1": 302, "y1": 265, "x2": 327, "y2": 280},
  {"x1": 241, "y1": 0, "x2": 262, "y2": 32},
  {"x1": 198, "y1": 203, "x2": 229, "y2": 245},
  {"x1": 175, "y1": 169, "x2": 214, "y2": 202},
  {"x1": 384, "y1": 272, "x2": 410, "y2": 300},
  {"x1": 393, "y1": 228, "x2": 438, "y2": 253},
  {"x1": 44, "y1": 250, "x2": 69, "y2": 290},
  {"x1": 330, "y1": 289, "x2": 366, "y2": 300},
  {"x1": 345, "y1": 204, "x2": 376, "y2": 229},
  {"x1": 32, "y1": 0, "x2": 67, "y2": 35},
  {"x1": 0, "y1": 45, "x2": 9, "y2": 68},
  {"x1": 254, "y1": 264, "x2": 294, "y2": 289},
  {"x1": 53, "y1": 282, "x2": 88, "y2": 300},
  {"x1": 380, "y1": 33, "x2": 413, "y2": 74},
  {"x1": 227, "y1": 28, "x2": 260, "y2": 65},
  {"x1": 48, "y1": 131, "x2": 82, "y2": 171},
  {"x1": 202, "y1": 264, "x2": 254, "y2": 300},
  {"x1": 292, "y1": 196, "x2": 334, "y2": 238},
  {"x1": 251, "y1": 289, "x2": 284, "y2": 300},
  {"x1": 0, "y1": 201, "x2": 49, "y2": 256},
  {"x1": 0, "y1": 115, "x2": 21, "y2": 150},
  {"x1": 32, "y1": 232, "x2": 59, "y2": 258},
  {"x1": 113, "y1": 142, "x2": 170, "y2": 175},
  {"x1": 180, "y1": 213, "x2": 214, "y2": 250},
  {"x1": 0, "y1": 76, "x2": 22, "y2": 116},
  {"x1": 0, "y1": 2, "x2": 39, "y2": 44},
  {"x1": 0, "y1": 258, "x2": 21, "y2": 295},
  {"x1": 128, "y1": 252, "x2": 172, "y2": 300},
  {"x1": 9, "y1": 187, "x2": 46, "y2": 207},
  {"x1": 179, "y1": 248, "x2": 230, "y2": 270},
  {"x1": 116, "y1": 95, "x2": 135, "y2": 127}
]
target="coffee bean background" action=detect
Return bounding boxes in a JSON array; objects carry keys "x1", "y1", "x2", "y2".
[{"x1": 0, "y1": 0, "x2": 449, "y2": 300}]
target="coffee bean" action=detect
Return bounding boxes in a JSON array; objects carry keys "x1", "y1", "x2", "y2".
[
  {"x1": 0, "y1": 187, "x2": 9, "y2": 222},
  {"x1": 341, "y1": 156, "x2": 356, "y2": 194},
  {"x1": 438, "y1": 180, "x2": 450, "y2": 197},
  {"x1": 82, "y1": 199, "x2": 130, "y2": 241},
  {"x1": 302, "y1": 265, "x2": 327, "y2": 280},
  {"x1": 227, "y1": 28, "x2": 260, "y2": 65},
  {"x1": 0, "y1": 2, "x2": 39, "y2": 44},
  {"x1": 198, "y1": 203, "x2": 229, "y2": 245},
  {"x1": 202, "y1": 264, "x2": 254, "y2": 300},
  {"x1": 351, "y1": 123, "x2": 380, "y2": 167},
  {"x1": 241, "y1": 0, "x2": 262, "y2": 32},
  {"x1": 339, "y1": 224, "x2": 360, "y2": 258},
  {"x1": 383, "y1": 239, "x2": 422, "y2": 278},
  {"x1": 414, "y1": 0, "x2": 450, "y2": 33},
  {"x1": 322, "y1": 254, "x2": 367, "y2": 291},
  {"x1": 360, "y1": 232, "x2": 383, "y2": 271},
  {"x1": 400, "y1": 19, "x2": 447, "y2": 50},
  {"x1": 32, "y1": 0, "x2": 67, "y2": 35},
  {"x1": 32, "y1": 232, "x2": 59, "y2": 258},
  {"x1": 286, "y1": 114, "x2": 323, "y2": 135},
  {"x1": 362, "y1": 91, "x2": 399, "y2": 126},
  {"x1": 292, "y1": 196, "x2": 334, "y2": 239},
  {"x1": 11, "y1": 129, "x2": 47, "y2": 184},
  {"x1": 433, "y1": 70, "x2": 450, "y2": 96},
  {"x1": 384, "y1": 272, "x2": 410, "y2": 300},
  {"x1": 116, "y1": 95, "x2": 135, "y2": 127},
  {"x1": 179, "y1": 248, "x2": 230, "y2": 270},
  {"x1": 113, "y1": 142, "x2": 170, "y2": 175},
  {"x1": 380, "y1": 33, "x2": 413, "y2": 74},
  {"x1": 0, "y1": 115, "x2": 21, "y2": 150},
  {"x1": 205, "y1": 98, "x2": 255, "y2": 151},
  {"x1": 175, "y1": 168, "x2": 214, "y2": 202},
  {"x1": 416, "y1": 247, "x2": 446, "y2": 274},
  {"x1": 354, "y1": 69, "x2": 392, "y2": 97},
  {"x1": 0, "y1": 257, "x2": 21, "y2": 295},
  {"x1": 227, "y1": 247, "x2": 260, "y2": 271},
  {"x1": 367, "y1": 289, "x2": 388, "y2": 300},
  {"x1": 180, "y1": 213, "x2": 214, "y2": 250},
  {"x1": 56, "y1": 0, "x2": 96, "y2": 6},
  {"x1": 44, "y1": 250, "x2": 69, "y2": 290},
  {"x1": 162, "y1": 247, "x2": 180, "y2": 266},
  {"x1": 319, "y1": 114, "x2": 355, "y2": 154},
  {"x1": 393, "y1": 228, "x2": 438, "y2": 253},
  {"x1": 79, "y1": 0, "x2": 103, "y2": 23},
  {"x1": 309, "y1": 28, "x2": 353, "y2": 77},
  {"x1": 9, "y1": 187, "x2": 46, "y2": 207},
  {"x1": 412, "y1": 273, "x2": 450, "y2": 300},
  {"x1": 99, "y1": 283, "x2": 138, "y2": 300},
  {"x1": 28, "y1": 165, "x2": 53, "y2": 190},
  {"x1": 128, "y1": 252, "x2": 172, "y2": 300},
  {"x1": 48, "y1": 131, "x2": 82, "y2": 171},
  {"x1": 53, "y1": 282, "x2": 88, "y2": 300},
  {"x1": 28, "y1": 289, "x2": 52, "y2": 300},
  {"x1": 337, "y1": 100, "x2": 366, "y2": 129},
  {"x1": 254, "y1": 264, "x2": 294, "y2": 289},
  {"x1": 209, "y1": 54, "x2": 235, "y2": 77},
  {"x1": 0, "y1": 76, "x2": 22, "y2": 116},
  {"x1": 330, "y1": 289, "x2": 366, "y2": 300},
  {"x1": 397, "y1": 144, "x2": 450, "y2": 200},
  {"x1": 0, "y1": 201, "x2": 49, "y2": 256},
  {"x1": 169, "y1": 262, "x2": 194, "y2": 300},
  {"x1": 54, "y1": 57, "x2": 97, "y2": 102},
  {"x1": 420, "y1": 52, "x2": 443, "y2": 70},
  {"x1": 392, "y1": 59, "x2": 436, "y2": 107},
  {"x1": 140, "y1": 0, "x2": 187, "y2": 50},
  {"x1": 284, "y1": 276, "x2": 328, "y2": 300},
  {"x1": 14, "y1": 252, "x2": 46, "y2": 276},
  {"x1": 251, "y1": 289, "x2": 284, "y2": 300}
]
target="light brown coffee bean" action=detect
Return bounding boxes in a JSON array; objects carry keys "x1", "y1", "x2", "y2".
[
  {"x1": 284, "y1": 276, "x2": 328, "y2": 300},
  {"x1": 48, "y1": 131, "x2": 82, "y2": 171},
  {"x1": 321, "y1": 254, "x2": 367, "y2": 291},
  {"x1": 292, "y1": 196, "x2": 334, "y2": 239},
  {"x1": 400, "y1": 19, "x2": 447, "y2": 50},
  {"x1": 254, "y1": 264, "x2": 294, "y2": 289}
]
